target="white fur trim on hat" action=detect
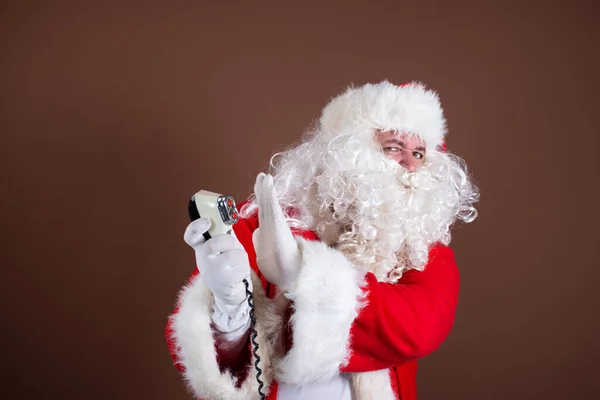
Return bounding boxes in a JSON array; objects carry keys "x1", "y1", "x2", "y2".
[{"x1": 319, "y1": 80, "x2": 447, "y2": 150}]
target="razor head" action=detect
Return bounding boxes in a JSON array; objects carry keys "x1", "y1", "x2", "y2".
[{"x1": 217, "y1": 195, "x2": 239, "y2": 225}]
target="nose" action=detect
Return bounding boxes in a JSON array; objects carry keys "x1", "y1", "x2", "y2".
[{"x1": 399, "y1": 156, "x2": 417, "y2": 173}]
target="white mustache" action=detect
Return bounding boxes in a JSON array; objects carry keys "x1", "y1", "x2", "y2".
[{"x1": 397, "y1": 171, "x2": 420, "y2": 190}]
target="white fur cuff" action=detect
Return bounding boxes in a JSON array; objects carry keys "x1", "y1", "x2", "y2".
[
  {"x1": 168, "y1": 272, "x2": 279, "y2": 400},
  {"x1": 276, "y1": 238, "x2": 367, "y2": 385}
]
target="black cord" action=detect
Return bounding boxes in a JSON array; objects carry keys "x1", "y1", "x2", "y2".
[{"x1": 243, "y1": 278, "x2": 265, "y2": 400}]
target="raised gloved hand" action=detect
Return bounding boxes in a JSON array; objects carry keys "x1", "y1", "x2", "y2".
[
  {"x1": 253, "y1": 172, "x2": 302, "y2": 293},
  {"x1": 184, "y1": 218, "x2": 251, "y2": 334}
]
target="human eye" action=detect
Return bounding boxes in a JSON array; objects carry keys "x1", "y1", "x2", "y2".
[
  {"x1": 384, "y1": 146, "x2": 399, "y2": 152},
  {"x1": 413, "y1": 151, "x2": 424, "y2": 159}
]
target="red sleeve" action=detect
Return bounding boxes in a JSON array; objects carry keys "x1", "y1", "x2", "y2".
[{"x1": 341, "y1": 244, "x2": 460, "y2": 372}]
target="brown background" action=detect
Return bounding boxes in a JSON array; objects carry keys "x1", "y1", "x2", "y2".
[{"x1": 1, "y1": 1, "x2": 599, "y2": 399}]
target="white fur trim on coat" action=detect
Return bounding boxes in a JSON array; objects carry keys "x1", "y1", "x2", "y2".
[
  {"x1": 168, "y1": 271, "x2": 285, "y2": 400},
  {"x1": 319, "y1": 80, "x2": 447, "y2": 151},
  {"x1": 275, "y1": 237, "x2": 368, "y2": 386}
]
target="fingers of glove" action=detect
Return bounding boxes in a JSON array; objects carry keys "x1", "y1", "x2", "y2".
[
  {"x1": 218, "y1": 247, "x2": 249, "y2": 266},
  {"x1": 262, "y1": 175, "x2": 277, "y2": 230},
  {"x1": 258, "y1": 176, "x2": 298, "y2": 258},
  {"x1": 198, "y1": 263, "x2": 248, "y2": 300},
  {"x1": 204, "y1": 234, "x2": 243, "y2": 255},
  {"x1": 255, "y1": 173, "x2": 276, "y2": 238},
  {"x1": 265, "y1": 176, "x2": 297, "y2": 248},
  {"x1": 219, "y1": 253, "x2": 252, "y2": 283},
  {"x1": 221, "y1": 281, "x2": 250, "y2": 300},
  {"x1": 201, "y1": 249, "x2": 250, "y2": 285},
  {"x1": 262, "y1": 174, "x2": 280, "y2": 217},
  {"x1": 254, "y1": 173, "x2": 267, "y2": 222},
  {"x1": 184, "y1": 217, "x2": 212, "y2": 248}
]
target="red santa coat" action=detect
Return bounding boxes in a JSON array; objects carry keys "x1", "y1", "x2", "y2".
[{"x1": 165, "y1": 203, "x2": 460, "y2": 400}]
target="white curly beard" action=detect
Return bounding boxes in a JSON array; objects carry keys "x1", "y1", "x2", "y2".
[{"x1": 241, "y1": 129, "x2": 478, "y2": 282}]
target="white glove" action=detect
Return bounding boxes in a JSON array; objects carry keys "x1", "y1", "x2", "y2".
[
  {"x1": 184, "y1": 218, "x2": 251, "y2": 336},
  {"x1": 253, "y1": 173, "x2": 302, "y2": 293}
]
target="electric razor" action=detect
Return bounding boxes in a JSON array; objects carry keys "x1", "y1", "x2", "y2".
[
  {"x1": 188, "y1": 190, "x2": 239, "y2": 240},
  {"x1": 188, "y1": 190, "x2": 264, "y2": 399}
]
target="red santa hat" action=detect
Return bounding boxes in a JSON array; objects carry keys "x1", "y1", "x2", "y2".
[{"x1": 319, "y1": 80, "x2": 448, "y2": 152}]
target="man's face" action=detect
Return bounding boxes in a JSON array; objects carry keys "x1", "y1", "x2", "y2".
[{"x1": 376, "y1": 130, "x2": 426, "y2": 173}]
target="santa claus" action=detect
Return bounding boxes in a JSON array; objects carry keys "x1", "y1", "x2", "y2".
[{"x1": 165, "y1": 81, "x2": 480, "y2": 400}]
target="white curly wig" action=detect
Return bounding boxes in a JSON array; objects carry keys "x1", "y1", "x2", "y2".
[{"x1": 241, "y1": 81, "x2": 479, "y2": 282}]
